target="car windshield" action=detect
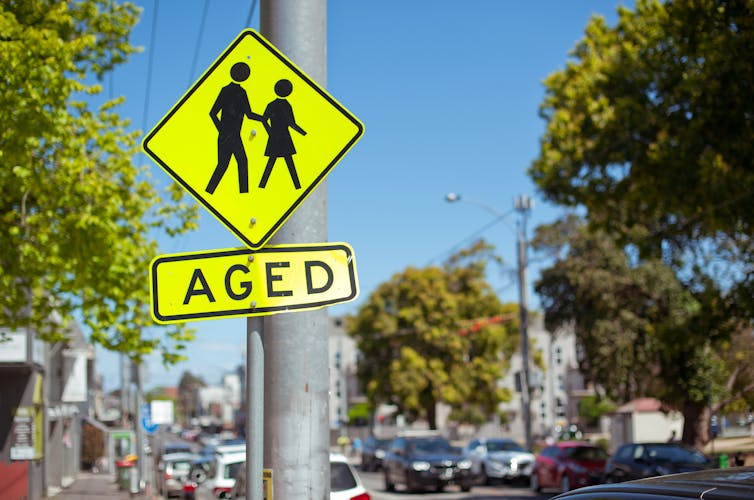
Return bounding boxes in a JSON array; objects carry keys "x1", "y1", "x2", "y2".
[
  {"x1": 224, "y1": 461, "x2": 244, "y2": 479},
  {"x1": 566, "y1": 446, "x2": 608, "y2": 461},
  {"x1": 646, "y1": 445, "x2": 708, "y2": 464},
  {"x1": 487, "y1": 440, "x2": 525, "y2": 452},
  {"x1": 330, "y1": 462, "x2": 358, "y2": 492},
  {"x1": 408, "y1": 438, "x2": 453, "y2": 454},
  {"x1": 172, "y1": 461, "x2": 192, "y2": 474}
]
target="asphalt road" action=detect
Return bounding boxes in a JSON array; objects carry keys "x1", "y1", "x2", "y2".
[{"x1": 359, "y1": 470, "x2": 562, "y2": 500}]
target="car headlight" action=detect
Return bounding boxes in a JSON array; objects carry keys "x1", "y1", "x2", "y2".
[
  {"x1": 412, "y1": 461, "x2": 431, "y2": 471},
  {"x1": 457, "y1": 459, "x2": 472, "y2": 470}
]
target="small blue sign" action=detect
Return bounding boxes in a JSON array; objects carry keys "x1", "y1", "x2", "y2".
[{"x1": 141, "y1": 403, "x2": 159, "y2": 434}]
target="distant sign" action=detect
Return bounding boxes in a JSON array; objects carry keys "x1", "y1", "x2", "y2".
[
  {"x1": 149, "y1": 243, "x2": 358, "y2": 324},
  {"x1": 143, "y1": 29, "x2": 363, "y2": 249},
  {"x1": 150, "y1": 400, "x2": 175, "y2": 425},
  {"x1": 140, "y1": 403, "x2": 158, "y2": 434},
  {"x1": 10, "y1": 407, "x2": 38, "y2": 460}
]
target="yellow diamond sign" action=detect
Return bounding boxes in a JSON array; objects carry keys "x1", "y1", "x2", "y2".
[{"x1": 143, "y1": 30, "x2": 364, "y2": 249}]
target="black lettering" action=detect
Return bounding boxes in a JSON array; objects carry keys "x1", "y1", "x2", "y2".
[
  {"x1": 266, "y1": 262, "x2": 293, "y2": 297},
  {"x1": 225, "y1": 264, "x2": 252, "y2": 300},
  {"x1": 183, "y1": 269, "x2": 215, "y2": 304},
  {"x1": 305, "y1": 261, "x2": 334, "y2": 294}
]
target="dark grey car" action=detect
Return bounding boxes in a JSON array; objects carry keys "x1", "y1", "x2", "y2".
[
  {"x1": 552, "y1": 466, "x2": 754, "y2": 499},
  {"x1": 383, "y1": 434, "x2": 473, "y2": 493},
  {"x1": 604, "y1": 442, "x2": 715, "y2": 483}
]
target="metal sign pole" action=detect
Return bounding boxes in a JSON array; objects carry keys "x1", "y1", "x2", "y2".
[
  {"x1": 261, "y1": 0, "x2": 330, "y2": 497},
  {"x1": 247, "y1": 316, "x2": 264, "y2": 500}
]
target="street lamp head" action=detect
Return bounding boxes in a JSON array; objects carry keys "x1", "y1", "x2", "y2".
[
  {"x1": 514, "y1": 195, "x2": 534, "y2": 212},
  {"x1": 445, "y1": 192, "x2": 461, "y2": 203}
]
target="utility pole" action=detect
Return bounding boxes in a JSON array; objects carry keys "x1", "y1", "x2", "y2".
[
  {"x1": 131, "y1": 360, "x2": 143, "y2": 495},
  {"x1": 260, "y1": 1, "x2": 330, "y2": 498},
  {"x1": 515, "y1": 195, "x2": 533, "y2": 452}
]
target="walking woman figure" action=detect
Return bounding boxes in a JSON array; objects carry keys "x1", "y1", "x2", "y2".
[{"x1": 259, "y1": 79, "x2": 306, "y2": 189}]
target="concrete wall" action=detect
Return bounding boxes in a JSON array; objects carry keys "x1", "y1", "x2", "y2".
[{"x1": 633, "y1": 411, "x2": 684, "y2": 443}]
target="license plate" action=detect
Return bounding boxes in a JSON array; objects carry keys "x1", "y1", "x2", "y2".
[{"x1": 443, "y1": 468, "x2": 453, "y2": 478}]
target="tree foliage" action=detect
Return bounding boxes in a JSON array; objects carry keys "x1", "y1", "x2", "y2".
[
  {"x1": 0, "y1": 1, "x2": 198, "y2": 362},
  {"x1": 533, "y1": 216, "x2": 753, "y2": 447},
  {"x1": 528, "y1": 0, "x2": 754, "y2": 448},
  {"x1": 530, "y1": 0, "x2": 754, "y2": 243},
  {"x1": 176, "y1": 371, "x2": 205, "y2": 424},
  {"x1": 347, "y1": 241, "x2": 520, "y2": 429}
]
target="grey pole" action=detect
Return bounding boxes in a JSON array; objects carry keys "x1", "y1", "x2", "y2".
[
  {"x1": 246, "y1": 317, "x2": 264, "y2": 500},
  {"x1": 132, "y1": 360, "x2": 143, "y2": 494},
  {"x1": 515, "y1": 195, "x2": 533, "y2": 451},
  {"x1": 260, "y1": 1, "x2": 331, "y2": 498}
]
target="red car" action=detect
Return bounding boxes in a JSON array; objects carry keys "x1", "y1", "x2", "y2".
[{"x1": 530, "y1": 441, "x2": 608, "y2": 493}]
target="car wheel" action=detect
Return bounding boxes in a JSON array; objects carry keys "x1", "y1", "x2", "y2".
[
  {"x1": 384, "y1": 470, "x2": 395, "y2": 492},
  {"x1": 460, "y1": 482, "x2": 472, "y2": 492},
  {"x1": 480, "y1": 464, "x2": 491, "y2": 485},
  {"x1": 530, "y1": 471, "x2": 541, "y2": 493},
  {"x1": 561, "y1": 474, "x2": 571, "y2": 493}
]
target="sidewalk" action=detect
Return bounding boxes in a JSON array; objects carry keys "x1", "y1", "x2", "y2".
[{"x1": 51, "y1": 471, "x2": 156, "y2": 500}]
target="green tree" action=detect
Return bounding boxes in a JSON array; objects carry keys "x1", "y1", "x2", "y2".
[
  {"x1": 528, "y1": 0, "x2": 754, "y2": 447},
  {"x1": 533, "y1": 217, "x2": 751, "y2": 447},
  {"x1": 0, "y1": 1, "x2": 198, "y2": 362},
  {"x1": 176, "y1": 371, "x2": 205, "y2": 424},
  {"x1": 530, "y1": 0, "x2": 754, "y2": 243},
  {"x1": 578, "y1": 395, "x2": 616, "y2": 428},
  {"x1": 347, "y1": 241, "x2": 520, "y2": 429}
]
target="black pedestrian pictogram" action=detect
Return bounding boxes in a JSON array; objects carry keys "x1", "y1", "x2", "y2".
[
  {"x1": 206, "y1": 62, "x2": 262, "y2": 194},
  {"x1": 258, "y1": 79, "x2": 307, "y2": 190}
]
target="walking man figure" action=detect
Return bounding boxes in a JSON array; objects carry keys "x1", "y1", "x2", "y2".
[{"x1": 206, "y1": 61, "x2": 262, "y2": 194}]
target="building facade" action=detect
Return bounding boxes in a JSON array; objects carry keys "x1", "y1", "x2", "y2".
[
  {"x1": 0, "y1": 322, "x2": 90, "y2": 500},
  {"x1": 496, "y1": 314, "x2": 584, "y2": 441}
]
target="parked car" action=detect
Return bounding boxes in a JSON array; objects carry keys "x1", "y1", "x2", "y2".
[
  {"x1": 229, "y1": 452, "x2": 370, "y2": 499},
  {"x1": 181, "y1": 455, "x2": 213, "y2": 499},
  {"x1": 603, "y1": 442, "x2": 715, "y2": 483},
  {"x1": 194, "y1": 450, "x2": 246, "y2": 500},
  {"x1": 360, "y1": 436, "x2": 391, "y2": 471},
  {"x1": 158, "y1": 452, "x2": 201, "y2": 498},
  {"x1": 551, "y1": 466, "x2": 754, "y2": 499},
  {"x1": 383, "y1": 433, "x2": 473, "y2": 493},
  {"x1": 163, "y1": 442, "x2": 193, "y2": 455},
  {"x1": 530, "y1": 441, "x2": 608, "y2": 493},
  {"x1": 331, "y1": 452, "x2": 371, "y2": 500},
  {"x1": 463, "y1": 437, "x2": 535, "y2": 485}
]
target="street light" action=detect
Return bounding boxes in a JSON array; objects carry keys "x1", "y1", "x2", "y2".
[{"x1": 446, "y1": 192, "x2": 534, "y2": 451}]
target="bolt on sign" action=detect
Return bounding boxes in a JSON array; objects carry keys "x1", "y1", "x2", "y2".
[
  {"x1": 149, "y1": 243, "x2": 358, "y2": 324},
  {"x1": 143, "y1": 29, "x2": 364, "y2": 250}
]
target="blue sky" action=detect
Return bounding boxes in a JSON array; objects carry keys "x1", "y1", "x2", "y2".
[{"x1": 94, "y1": 0, "x2": 628, "y2": 391}]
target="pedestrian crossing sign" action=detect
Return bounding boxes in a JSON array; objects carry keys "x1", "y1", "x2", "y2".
[{"x1": 143, "y1": 29, "x2": 364, "y2": 249}]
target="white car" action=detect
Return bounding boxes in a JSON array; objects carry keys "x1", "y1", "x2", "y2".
[
  {"x1": 228, "y1": 452, "x2": 369, "y2": 499},
  {"x1": 463, "y1": 437, "x2": 535, "y2": 485},
  {"x1": 329, "y1": 452, "x2": 370, "y2": 500},
  {"x1": 194, "y1": 450, "x2": 246, "y2": 499}
]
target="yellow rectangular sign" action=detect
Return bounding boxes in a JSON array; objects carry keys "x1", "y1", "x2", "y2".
[{"x1": 149, "y1": 243, "x2": 358, "y2": 324}]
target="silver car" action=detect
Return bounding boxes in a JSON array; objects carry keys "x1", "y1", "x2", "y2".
[
  {"x1": 463, "y1": 437, "x2": 535, "y2": 485},
  {"x1": 158, "y1": 452, "x2": 201, "y2": 498}
]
